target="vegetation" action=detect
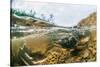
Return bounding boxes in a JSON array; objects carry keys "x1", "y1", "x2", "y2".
[
  {"x1": 11, "y1": 32, "x2": 24, "y2": 38},
  {"x1": 48, "y1": 31, "x2": 58, "y2": 45},
  {"x1": 11, "y1": 8, "x2": 36, "y2": 18}
]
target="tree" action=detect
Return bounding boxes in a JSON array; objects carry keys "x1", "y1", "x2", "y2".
[
  {"x1": 48, "y1": 14, "x2": 55, "y2": 24},
  {"x1": 30, "y1": 10, "x2": 36, "y2": 18},
  {"x1": 41, "y1": 14, "x2": 46, "y2": 20}
]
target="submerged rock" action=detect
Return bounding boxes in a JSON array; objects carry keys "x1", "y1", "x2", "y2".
[{"x1": 58, "y1": 36, "x2": 78, "y2": 48}]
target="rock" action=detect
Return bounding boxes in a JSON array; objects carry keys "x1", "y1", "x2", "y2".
[
  {"x1": 78, "y1": 12, "x2": 96, "y2": 26},
  {"x1": 88, "y1": 47, "x2": 96, "y2": 56},
  {"x1": 57, "y1": 33, "x2": 78, "y2": 48},
  {"x1": 81, "y1": 49, "x2": 90, "y2": 58},
  {"x1": 79, "y1": 36, "x2": 90, "y2": 45},
  {"x1": 74, "y1": 57, "x2": 82, "y2": 62},
  {"x1": 71, "y1": 49, "x2": 80, "y2": 56}
]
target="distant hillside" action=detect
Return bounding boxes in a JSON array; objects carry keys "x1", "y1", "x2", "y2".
[
  {"x1": 11, "y1": 8, "x2": 57, "y2": 28},
  {"x1": 78, "y1": 12, "x2": 96, "y2": 26},
  {"x1": 11, "y1": 14, "x2": 56, "y2": 27}
]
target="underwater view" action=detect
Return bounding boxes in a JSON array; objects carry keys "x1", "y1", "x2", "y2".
[{"x1": 10, "y1": 0, "x2": 97, "y2": 66}]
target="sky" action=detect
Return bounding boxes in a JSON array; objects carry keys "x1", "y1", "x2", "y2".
[{"x1": 12, "y1": 0, "x2": 96, "y2": 27}]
